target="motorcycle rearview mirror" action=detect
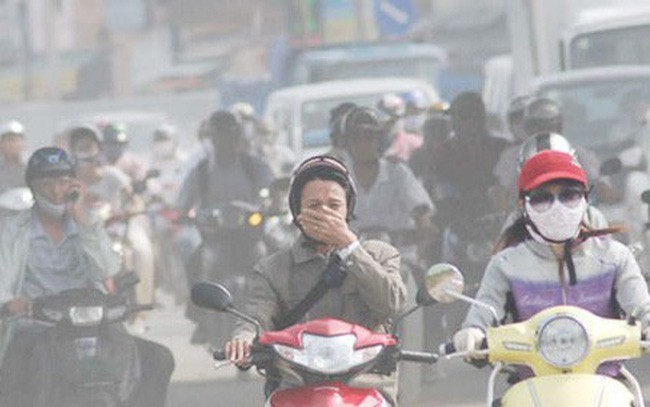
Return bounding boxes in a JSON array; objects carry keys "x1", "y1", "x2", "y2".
[
  {"x1": 424, "y1": 263, "x2": 501, "y2": 326},
  {"x1": 424, "y1": 263, "x2": 465, "y2": 303},
  {"x1": 391, "y1": 263, "x2": 464, "y2": 335},
  {"x1": 641, "y1": 189, "x2": 650, "y2": 205},
  {"x1": 145, "y1": 169, "x2": 161, "y2": 180},
  {"x1": 191, "y1": 281, "x2": 263, "y2": 336},
  {"x1": 599, "y1": 158, "x2": 622, "y2": 177},
  {"x1": 191, "y1": 282, "x2": 233, "y2": 312}
]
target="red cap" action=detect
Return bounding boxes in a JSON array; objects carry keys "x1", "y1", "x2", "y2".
[{"x1": 518, "y1": 150, "x2": 588, "y2": 194}]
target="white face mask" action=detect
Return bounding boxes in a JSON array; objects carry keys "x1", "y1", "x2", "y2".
[
  {"x1": 525, "y1": 197, "x2": 587, "y2": 243},
  {"x1": 33, "y1": 191, "x2": 66, "y2": 218}
]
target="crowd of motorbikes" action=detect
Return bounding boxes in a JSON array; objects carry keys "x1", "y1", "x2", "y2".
[{"x1": 3, "y1": 96, "x2": 650, "y2": 407}]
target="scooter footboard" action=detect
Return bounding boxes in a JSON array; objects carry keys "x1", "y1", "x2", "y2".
[
  {"x1": 501, "y1": 374, "x2": 634, "y2": 407},
  {"x1": 267, "y1": 382, "x2": 390, "y2": 407}
]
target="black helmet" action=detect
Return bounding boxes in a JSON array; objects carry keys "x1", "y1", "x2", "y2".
[
  {"x1": 288, "y1": 155, "x2": 357, "y2": 223},
  {"x1": 68, "y1": 125, "x2": 102, "y2": 148},
  {"x1": 206, "y1": 110, "x2": 242, "y2": 139},
  {"x1": 524, "y1": 97, "x2": 562, "y2": 136},
  {"x1": 329, "y1": 102, "x2": 357, "y2": 139},
  {"x1": 26, "y1": 147, "x2": 75, "y2": 185},
  {"x1": 340, "y1": 106, "x2": 384, "y2": 139},
  {"x1": 102, "y1": 123, "x2": 129, "y2": 145}
]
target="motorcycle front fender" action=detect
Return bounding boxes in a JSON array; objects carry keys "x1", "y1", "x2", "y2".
[
  {"x1": 266, "y1": 382, "x2": 389, "y2": 407},
  {"x1": 501, "y1": 374, "x2": 635, "y2": 407}
]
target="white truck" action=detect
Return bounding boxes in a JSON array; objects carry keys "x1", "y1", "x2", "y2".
[{"x1": 484, "y1": 0, "x2": 650, "y2": 118}]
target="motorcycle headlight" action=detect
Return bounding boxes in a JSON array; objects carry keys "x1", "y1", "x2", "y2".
[
  {"x1": 273, "y1": 334, "x2": 383, "y2": 375},
  {"x1": 538, "y1": 315, "x2": 589, "y2": 368},
  {"x1": 41, "y1": 308, "x2": 64, "y2": 322},
  {"x1": 247, "y1": 212, "x2": 264, "y2": 227},
  {"x1": 105, "y1": 305, "x2": 127, "y2": 322},
  {"x1": 69, "y1": 306, "x2": 104, "y2": 327}
]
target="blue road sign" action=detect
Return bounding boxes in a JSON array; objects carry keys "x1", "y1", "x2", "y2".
[{"x1": 374, "y1": 0, "x2": 415, "y2": 37}]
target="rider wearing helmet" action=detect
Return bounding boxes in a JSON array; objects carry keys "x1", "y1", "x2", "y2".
[
  {"x1": 0, "y1": 120, "x2": 26, "y2": 193},
  {"x1": 453, "y1": 150, "x2": 650, "y2": 370},
  {"x1": 341, "y1": 106, "x2": 434, "y2": 238},
  {"x1": 0, "y1": 148, "x2": 175, "y2": 406},
  {"x1": 67, "y1": 124, "x2": 131, "y2": 215},
  {"x1": 433, "y1": 92, "x2": 510, "y2": 221},
  {"x1": 178, "y1": 110, "x2": 274, "y2": 345},
  {"x1": 496, "y1": 131, "x2": 609, "y2": 231},
  {"x1": 382, "y1": 92, "x2": 425, "y2": 162},
  {"x1": 177, "y1": 110, "x2": 273, "y2": 213},
  {"x1": 230, "y1": 102, "x2": 295, "y2": 177},
  {"x1": 494, "y1": 97, "x2": 599, "y2": 208},
  {"x1": 523, "y1": 97, "x2": 563, "y2": 136},
  {"x1": 225, "y1": 155, "x2": 405, "y2": 403},
  {"x1": 327, "y1": 102, "x2": 357, "y2": 164},
  {"x1": 149, "y1": 124, "x2": 187, "y2": 206},
  {"x1": 102, "y1": 122, "x2": 147, "y2": 182}
]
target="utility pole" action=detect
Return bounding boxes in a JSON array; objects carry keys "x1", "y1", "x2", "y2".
[
  {"x1": 18, "y1": 0, "x2": 32, "y2": 100},
  {"x1": 44, "y1": 0, "x2": 61, "y2": 100}
]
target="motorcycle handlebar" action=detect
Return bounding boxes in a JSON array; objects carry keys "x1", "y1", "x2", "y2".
[
  {"x1": 439, "y1": 338, "x2": 488, "y2": 356},
  {"x1": 212, "y1": 346, "x2": 273, "y2": 365},
  {"x1": 213, "y1": 349, "x2": 227, "y2": 361},
  {"x1": 399, "y1": 350, "x2": 438, "y2": 364}
]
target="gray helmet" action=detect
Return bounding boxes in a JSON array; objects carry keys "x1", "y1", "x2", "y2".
[
  {"x1": 523, "y1": 97, "x2": 562, "y2": 136},
  {"x1": 518, "y1": 132, "x2": 577, "y2": 170},
  {"x1": 507, "y1": 95, "x2": 532, "y2": 128},
  {"x1": 153, "y1": 124, "x2": 178, "y2": 142}
]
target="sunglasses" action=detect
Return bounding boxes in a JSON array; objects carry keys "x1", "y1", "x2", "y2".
[{"x1": 525, "y1": 187, "x2": 586, "y2": 213}]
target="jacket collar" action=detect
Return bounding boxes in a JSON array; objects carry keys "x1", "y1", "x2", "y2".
[{"x1": 291, "y1": 235, "x2": 329, "y2": 264}]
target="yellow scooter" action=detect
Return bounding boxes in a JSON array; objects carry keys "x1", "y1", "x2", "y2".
[{"x1": 424, "y1": 263, "x2": 650, "y2": 407}]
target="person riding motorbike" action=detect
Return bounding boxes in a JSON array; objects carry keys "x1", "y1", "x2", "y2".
[
  {"x1": 524, "y1": 97, "x2": 601, "y2": 179},
  {"x1": 383, "y1": 91, "x2": 427, "y2": 162},
  {"x1": 453, "y1": 150, "x2": 650, "y2": 383},
  {"x1": 492, "y1": 95, "x2": 533, "y2": 196},
  {"x1": 177, "y1": 110, "x2": 273, "y2": 345},
  {"x1": 224, "y1": 155, "x2": 406, "y2": 404},
  {"x1": 326, "y1": 102, "x2": 357, "y2": 166},
  {"x1": 0, "y1": 147, "x2": 174, "y2": 406},
  {"x1": 68, "y1": 125, "x2": 157, "y2": 319},
  {"x1": 147, "y1": 124, "x2": 189, "y2": 304},
  {"x1": 101, "y1": 122, "x2": 148, "y2": 183},
  {"x1": 230, "y1": 102, "x2": 295, "y2": 177},
  {"x1": 148, "y1": 124, "x2": 187, "y2": 207},
  {"x1": 341, "y1": 106, "x2": 434, "y2": 247},
  {"x1": 0, "y1": 120, "x2": 27, "y2": 194},
  {"x1": 433, "y1": 92, "x2": 510, "y2": 225},
  {"x1": 177, "y1": 110, "x2": 273, "y2": 213},
  {"x1": 507, "y1": 131, "x2": 609, "y2": 231}
]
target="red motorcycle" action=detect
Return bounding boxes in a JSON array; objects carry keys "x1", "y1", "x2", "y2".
[{"x1": 190, "y1": 267, "x2": 461, "y2": 406}]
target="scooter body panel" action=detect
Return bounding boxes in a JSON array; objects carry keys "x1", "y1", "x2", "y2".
[
  {"x1": 502, "y1": 374, "x2": 634, "y2": 407},
  {"x1": 267, "y1": 382, "x2": 389, "y2": 407}
]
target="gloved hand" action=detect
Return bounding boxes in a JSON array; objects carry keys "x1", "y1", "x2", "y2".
[{"x1": 453, "y1": 327, "x2": 486, "y2": 357}]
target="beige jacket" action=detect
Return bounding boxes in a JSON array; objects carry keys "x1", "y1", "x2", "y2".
[{"x1": 234, "y1": 235, "x2": 406, "y2": 403}]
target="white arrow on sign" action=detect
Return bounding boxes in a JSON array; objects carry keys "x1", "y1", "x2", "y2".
[{"x1": 379, "y1": 0, "x2": 409, "y2": 25}]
